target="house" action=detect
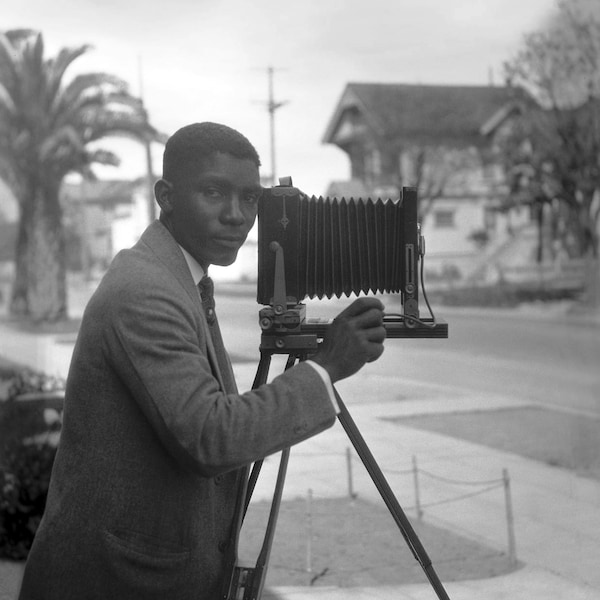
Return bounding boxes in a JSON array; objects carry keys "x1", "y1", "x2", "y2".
[
  {"x1": 321, "y1": 82, "x2": 537, "y2": 286},
  {"x1": 59, "y1": 178, "x2": 155, "y2": 277}
]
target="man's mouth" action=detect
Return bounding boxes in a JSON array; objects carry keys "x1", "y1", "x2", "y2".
[{"x1": 215, "y1": 236, "x2": 245, "y2": 248}]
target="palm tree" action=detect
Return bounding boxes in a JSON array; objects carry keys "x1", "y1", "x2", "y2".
[{"x1": 0, "y1": 29, "x2": 165, "y2": 322}]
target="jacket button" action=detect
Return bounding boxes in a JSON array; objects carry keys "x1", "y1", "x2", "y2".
[
  {"x1": 215, "y1": 474, "x2": 223, "y2": 485},
  {"x1": 218, "y1": 540, "x2": 228, "y2": 552}
]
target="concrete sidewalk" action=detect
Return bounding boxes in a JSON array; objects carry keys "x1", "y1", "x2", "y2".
[
  {"x1": 265, "y1": 567, "x2": 595, "y2": 600},
  {"x1": 1, "y1": 308, "x2": 600, "y2": 599},
  {"x1": 233, "y1": 358, "x2": 600, "y2": 600}
]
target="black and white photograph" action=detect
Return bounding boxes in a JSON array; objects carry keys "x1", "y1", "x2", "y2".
[{"x1": 1, "y1": 1, "x2": 599, "y2": 599}]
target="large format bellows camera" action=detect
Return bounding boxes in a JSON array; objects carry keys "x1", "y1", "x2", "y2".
[{"x1": 256, "y1": 178, "x2": 447, "y2": 343}]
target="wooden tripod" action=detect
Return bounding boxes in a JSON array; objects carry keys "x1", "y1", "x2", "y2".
[{"x1": 222, "y1": 334, "x2": 451, "y2": 600}]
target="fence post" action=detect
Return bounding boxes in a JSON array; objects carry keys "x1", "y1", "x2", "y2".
[
  {"x1": 502, "y1": 468, "x2": 517, "y2": 566},
  {"x1": 306, "y1": 488, "x2": 313, "y2": 577},
  {"x1": 346, "y1": 447, "x2": 357, "y2": 499},
  {"x1": 413, "y1": 455, "x2": 423, "y2": 521}
]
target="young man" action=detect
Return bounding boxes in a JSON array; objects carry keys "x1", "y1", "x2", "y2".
[{"x1": 19, "y1": 122, "x2": 385, "y2": 600}]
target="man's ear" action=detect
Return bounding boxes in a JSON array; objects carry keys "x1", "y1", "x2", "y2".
[{"x1": 155, "y1": 179, "x2": 174, "y2": 214}]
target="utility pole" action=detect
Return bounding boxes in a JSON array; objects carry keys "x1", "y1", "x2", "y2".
[
  {"x1": 138, "y1": 56, "x2": 156, "y2": 225},
  {"x1": 265, "y1": 66, "x2": 287, "y2": 186}
]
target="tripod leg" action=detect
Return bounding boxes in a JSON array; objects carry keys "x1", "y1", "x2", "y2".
[
  {"x1": 244, "y1": 353, "x2": 296, "y2": 514},
  {"x1": 244, "y1": 352, "x2": 274, "y2": 514},
  {"x1": 225, "y1": 353, "x2": 298, "y2": 600},
  {"x1": 243, "y1": 354, "x2": 298, "y2": 599},
  {"x1": 244, "y1": 446, "x2": 290, "y2": 600},
  {"x1": 334, "y1": 388, "x2": 452, "y2": 600},
  {"x1": 222, "y1": 351, "x2": 273, "y2": 600}
]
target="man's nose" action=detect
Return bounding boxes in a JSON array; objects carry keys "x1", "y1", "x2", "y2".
[{"x1": 222, "y1": 195, "x2": 245, "y2": 224}]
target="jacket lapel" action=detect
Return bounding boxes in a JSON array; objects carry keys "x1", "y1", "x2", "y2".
[{"x1": 137, "y1": 221, "x2": 230, "y2": 392}]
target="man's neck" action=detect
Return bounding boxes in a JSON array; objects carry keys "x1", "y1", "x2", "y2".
[{"x1": 178, "y1": 245, "x2": 206, "y2": 285}]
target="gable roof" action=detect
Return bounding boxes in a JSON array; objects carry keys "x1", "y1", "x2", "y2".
[{"x1": 323, "y1": 82, "x2": 532, "y2": 146}]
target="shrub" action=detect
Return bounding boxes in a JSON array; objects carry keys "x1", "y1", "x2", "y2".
[
  {"x1": 0, "y1": 370, "x2": 64, "y2": 560},
  {"x1": 0, "y1": 442, "x2": 57, "y2": 559}
]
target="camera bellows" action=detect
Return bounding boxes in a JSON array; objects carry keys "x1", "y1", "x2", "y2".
[
  {"x1": 258, "y1": 185, "x2": 419, "y2": 309},
  {"x1": 301, "y1": 196, "x2": 403, "y2": 298}
]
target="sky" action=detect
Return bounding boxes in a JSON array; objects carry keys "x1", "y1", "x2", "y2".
[{"x1": 4, "y1": 0, "x2": 558, "y2": 196}]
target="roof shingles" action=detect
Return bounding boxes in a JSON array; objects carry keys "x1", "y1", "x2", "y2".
[{"x1": 324, "y1": 82, "x2": 529, "y2": 144}]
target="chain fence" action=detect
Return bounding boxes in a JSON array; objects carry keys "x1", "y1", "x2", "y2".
[{"x1": 243, "y1": 448, "x2": 518, "y2": 588}]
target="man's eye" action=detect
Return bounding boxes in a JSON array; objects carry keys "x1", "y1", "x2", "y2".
[
  {"x1": 244, "y1": 192, "x2": 259, "y2": 204},
  {"x1": 203, "y1": 186, "x2": 224, "y2": 198}
]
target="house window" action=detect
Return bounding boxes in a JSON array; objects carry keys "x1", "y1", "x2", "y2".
[
  {"x1": 433, "y1": 209, "x2": 456, "y2": 228},
  {"x1": 370, "y1": 149, "x2": 381, "y2": 176},
  {"x1": 365, "y1": 148, "x2": 381, "y2": 182}
]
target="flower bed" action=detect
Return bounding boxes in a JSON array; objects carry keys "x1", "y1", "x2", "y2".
[{"x1": 0, "y1": 370, "x2": 65, "y2": 560}]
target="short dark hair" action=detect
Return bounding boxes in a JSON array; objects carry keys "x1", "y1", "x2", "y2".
[{"x1": 162, "y1": 122, "x2": 261, "y2": 182}]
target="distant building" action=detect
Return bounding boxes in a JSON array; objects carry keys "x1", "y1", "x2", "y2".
[
  {"x1": 59, "y1": 178, "x2": 154, "y2": 278},
  {"x1": 60, "y1": 178, "x2": 258, "y2": 283},
  {"x1": 322, "y1": 82, "x2": 536, "y2": 286}
]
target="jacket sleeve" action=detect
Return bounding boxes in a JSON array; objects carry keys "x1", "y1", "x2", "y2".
[{"x1": 102, "y1": 271, "x2": 336, "y2": 476}]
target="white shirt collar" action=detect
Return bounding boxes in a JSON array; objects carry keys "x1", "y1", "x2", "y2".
[{"x1": 178, "y1": 245, "x2": 206, "y2": 285}]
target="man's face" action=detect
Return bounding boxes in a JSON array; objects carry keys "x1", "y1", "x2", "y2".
[{"x1": 165, "y1": 152, "x2": 262, "y2": 270}]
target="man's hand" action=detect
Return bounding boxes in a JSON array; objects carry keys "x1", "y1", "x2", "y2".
[{"x1": 311, "y1": 297, "x2": 386, "y2": 383}]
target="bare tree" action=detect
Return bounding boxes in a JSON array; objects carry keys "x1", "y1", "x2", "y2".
[
  {"x1": 409, "y1": 145, "x2": 484, "y2": 222},
  {"x1": 502, "y1": 0, "x2": 600, "y2": 309}
]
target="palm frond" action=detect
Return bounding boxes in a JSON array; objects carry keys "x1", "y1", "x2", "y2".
[
  {"x1": 0, "y1": 31, "x2": 164, "y2": 190},
  {"x1": 55, "y1": 72, "x2": 129, "y2": 111},
  {"x1": 78, "y1": 110, "x2": 155, "y2": 143},
  {"x1": 0, "y1": 82, "x2": 17, "y2": 115},
  {"x1": 0, "y1": 32, "x2": 19, "y2": 91},
  {"x1": 87, "y1": 148, "x2": 120, "y2": 166},
  {"x1": 3, "y1": 29, "x2": 38, "y2": 46},
  {"x1": 46, "y1": 45, "x2": 92, "y2": 108},
  {"x1": 39, "y1": 125, "x2": 85, "y2": 163},
  {"x1": 7, "y1": 33, "x2": 47, "y2": 119}
]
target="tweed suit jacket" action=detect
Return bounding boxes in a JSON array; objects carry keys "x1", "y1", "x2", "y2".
[{"x1": 19, "y1": 220, "x2": 336, "y2": 600}]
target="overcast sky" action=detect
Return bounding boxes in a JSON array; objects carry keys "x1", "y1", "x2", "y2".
[{"x1": 4, "y1": 0, "x2": 557, "y2": 195}]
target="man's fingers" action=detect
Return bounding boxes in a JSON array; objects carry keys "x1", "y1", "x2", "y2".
[
  {"x1": 314, "y1": 297, "x2": 386, "y2": 382},
  {"x1": 337, "y1": 297, "x2": 384, "y2": 319},
  {"x1": 365, "y1": 337, "x2": 386, "y2": 362},
  {"x1": 365, "y1": 324, "x2": 387, "y2": 342},
  {"x1": 364, "y1": 324, "x2": 386, "y2": 358},
  {"x1": 353, "y1": 307, "x2": 385, "y2": 328}
]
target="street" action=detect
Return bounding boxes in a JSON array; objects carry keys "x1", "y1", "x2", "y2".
[{"x1": 216, "y1": 290, "x2": 600, "y2": 418}]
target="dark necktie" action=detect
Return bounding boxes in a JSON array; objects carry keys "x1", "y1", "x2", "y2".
[
  {"x1": 198, "y1": 275, "x2": 216, "y2": 324},
  {"x1": 198, "y1": 276, "x2": 236, "y2": 393}
]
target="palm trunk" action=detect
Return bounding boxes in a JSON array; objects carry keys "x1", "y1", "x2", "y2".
[
  {"x1": 9, "y1": 206, "x2": 30, "y2": 316},
  {"x1": 9, "y1": 179, "x2": 33, "y2": 317},
  {"x1": 16, "y1": 183, "x2": 67, "y2": 322}
]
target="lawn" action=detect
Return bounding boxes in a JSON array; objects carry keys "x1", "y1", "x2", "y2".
[
  {"x1": 389, "y1": 406, "x2": 600, "y2": 480},
  {"x1": 239, "y1": 495, "x2": 517, "y2": 590}
]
